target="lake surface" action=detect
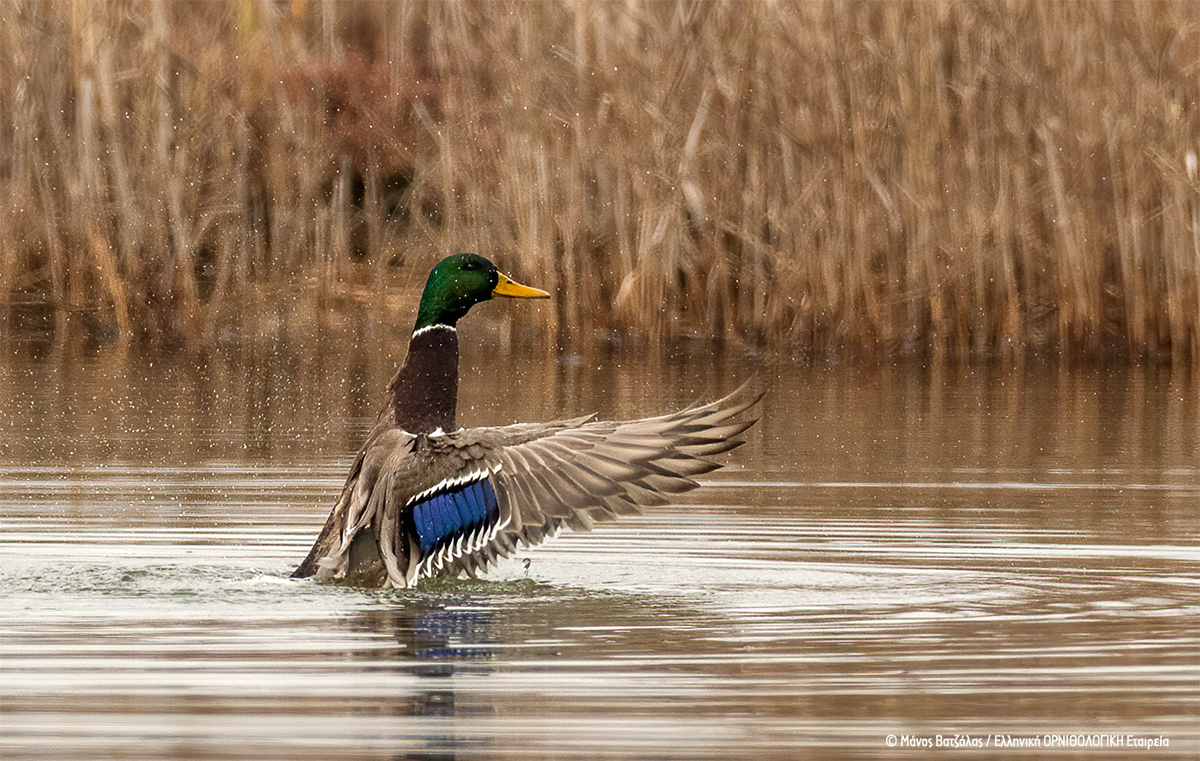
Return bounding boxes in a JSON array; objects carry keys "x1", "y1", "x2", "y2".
[{"x1": 1, "y1": 326, "x2": 1197, "y2": 759}]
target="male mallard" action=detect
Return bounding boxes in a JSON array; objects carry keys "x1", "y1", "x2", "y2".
[{"x1": 292, "y1": 253, "x2": 760, "y2": 588}]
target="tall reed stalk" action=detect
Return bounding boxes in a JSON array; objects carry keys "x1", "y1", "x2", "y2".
[{"x1": 0, "y1": 0, "x2": 1196, "y2": 359}]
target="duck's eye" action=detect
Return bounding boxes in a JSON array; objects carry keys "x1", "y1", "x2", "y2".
[{"x1": 461, "y1": 259, "x2": 481, "y2": 271}]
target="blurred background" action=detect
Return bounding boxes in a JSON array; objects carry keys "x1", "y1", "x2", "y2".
[{"x1": 0, "y1": 0, "x2": 1197, "y2": 359}]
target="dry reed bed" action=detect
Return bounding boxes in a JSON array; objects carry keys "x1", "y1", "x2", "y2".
[{"x1": 0, "y1": 0, "x2": 1196, "y2": 359}]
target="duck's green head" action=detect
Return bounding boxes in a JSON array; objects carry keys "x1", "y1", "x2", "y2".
[{"x1": 414, "y1": 253, "x2": 549, "y2": 331}]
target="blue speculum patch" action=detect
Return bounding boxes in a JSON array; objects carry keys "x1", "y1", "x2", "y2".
[{"x1": 411, "y1": 477, "x2": 499, "y2": 556}]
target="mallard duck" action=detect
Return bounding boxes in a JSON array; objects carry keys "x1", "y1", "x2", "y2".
[{"x1": 292, "y1": 253, "x2": 760, "y2": 588}]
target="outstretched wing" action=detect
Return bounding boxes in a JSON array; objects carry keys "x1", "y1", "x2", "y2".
[
  {"x1": 295, "y1": 383, "x2": 761, "y2": 589},
  {"x1": 409, "y1": 382, "x2": 760, "y2": 586}
]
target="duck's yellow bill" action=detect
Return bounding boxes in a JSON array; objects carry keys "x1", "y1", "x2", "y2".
[{"x1": 493, "y1": 272, "x2": 550, "y2": 299}]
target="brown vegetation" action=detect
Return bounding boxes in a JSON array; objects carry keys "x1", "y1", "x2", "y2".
[{"x1": 1, "y1": 0, "x2": 1197, "y2": 359}]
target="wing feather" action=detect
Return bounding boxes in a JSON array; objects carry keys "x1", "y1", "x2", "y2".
[{"x1": 296, "y1": 382, "x2": 763, "y2": 588}]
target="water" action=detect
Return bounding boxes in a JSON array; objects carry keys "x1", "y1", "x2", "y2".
[{"x1": 1, "y1": 331, "x2": 1197, "y2": 759}]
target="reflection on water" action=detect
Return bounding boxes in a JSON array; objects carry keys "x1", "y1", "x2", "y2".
[{"x1": 0, "y1": 329, "x2": 1197, "y2": 759}]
